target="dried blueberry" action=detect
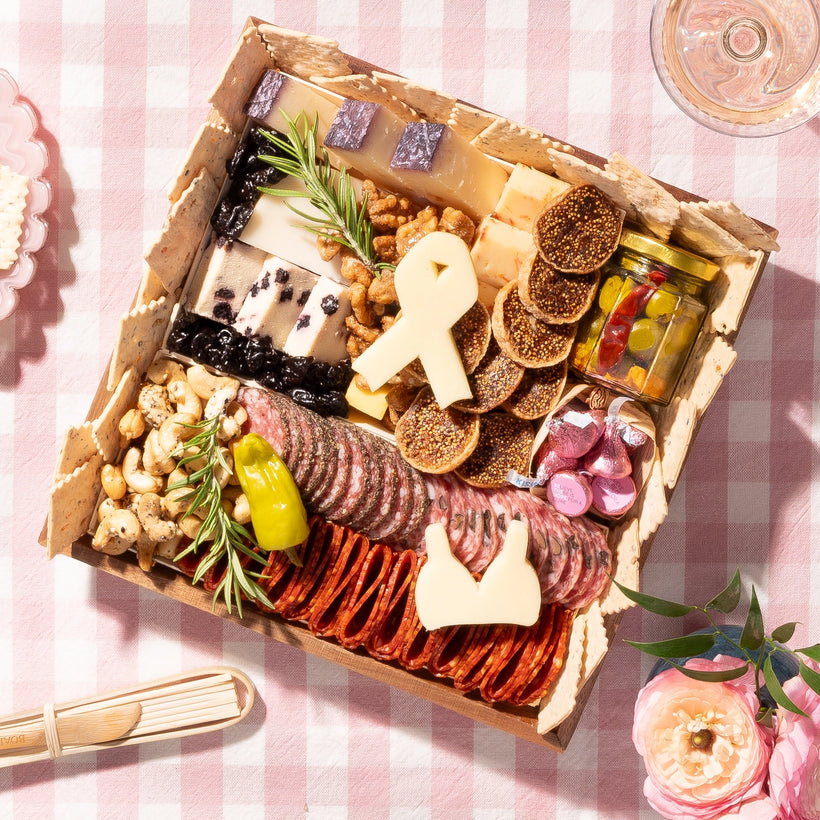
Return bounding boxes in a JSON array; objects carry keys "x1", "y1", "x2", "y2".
[{"x1": 190, "y1": 330, "x2": 216, "y2": 360}]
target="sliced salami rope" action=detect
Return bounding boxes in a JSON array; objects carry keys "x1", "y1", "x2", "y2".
[
  {"x1": 239, "y1": 387, "x2": 292, "y2": 463},
  {"x1": 450, "y1": 624, "x2": 498, "y2": 692},
  {"x1": 366, "y1": 549, "x2": 419, "y2": 661},
  {"x1": 342, "y1": 423, "x2": 388, "y2": 533},
  {"x1": 334, "y1": 542, "x2": 395, "y2": 649},
  {"x1": 426, "y1": 625, "x2": 481, "y2": 678},
  {"x1": 398, "y1": 612, "x2": 436, "y2": 671},
  {"x1": 478, "y1": 624, "x2": 537, "y2": 703}
]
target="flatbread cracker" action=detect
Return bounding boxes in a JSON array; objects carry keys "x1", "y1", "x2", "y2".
[
  {"x1": 92, "y1": 367, "x2": 141, "y2": 463},
  {"x1": 54, "y1": 422, "x2": 98, "y2": 479},
  {"x1": 447, "y1": 102, "x2": 497, "y2": 141},
  {"x1": 600, "y1": 518, "x2": 640, "y2": 616},
  {"x1": 47, "y1": 455, "x2": 103, "y2": 559},
  {"x1": 0, "y1": 164, "x2": 29, "y2": 270},
  {"x1": 144, "y1": 168, "x2": 219, "y2": 295},
  {"x1": 107, "y1": 296, "x2": 174, "y2": 392},
  {"x1": 371, "y1": 70, "x2": 456, "y2": 123},
  {"x1": 672, "y1": 201, "x2": 750, "y2": 258},
  {"x1": 168, "y1": 119, "x2": 239, "y2": 204},
  {"x1": 580, "y1": 600, "x2": 608, "y2": 683},
  {"x1": 633, "y1": 455, "x2": 669, "y2": 543},
  {"x1": 209, "y1": 23, "x2": 275, "y2": 132},
  {"x1": 657, "y1": 396, "x2": 696, "y2": 490},
  {"x1": 536, "y1": 611, "x2": 587, "y2": 733},
  {"x1": 692, "y1": 200, "x2": 780, "y2": 253},
  {"x1": 605, "y1": 153, "x2": 679, "y2": 241},
  {"x1": 547, "y1": 149, "x2": 638, "y2": 222},
  {"x1": 310, "y1": 73, "x2": 421, "y2": 122},
  {"x1": 134, "y1": 267, "x2": 167, "y2": 307},
  {"x1": 472, "y1": 117, "x2": 570, "y2": 172},
  {"x1": 258, "y1": 23, "x2": 351, "y2": 81},
  {"x1": 707, "y1": 250, "x2": 764, "y2": 335}
]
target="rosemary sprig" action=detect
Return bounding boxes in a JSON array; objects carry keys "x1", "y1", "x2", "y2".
[
  {"x1": 169, "y1": 415, "x2": 274, "y2": 618},
  {"x1": 256, "y1": 113, "x2": 393, "y2": 274}
]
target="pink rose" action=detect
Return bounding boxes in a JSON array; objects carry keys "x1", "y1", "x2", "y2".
[
  {"x1": 768, "y1": 660, "x2": 820, "y2": 819},
  {"x1": 633, "y1": 656, "x2": 773, "y2": 820}
]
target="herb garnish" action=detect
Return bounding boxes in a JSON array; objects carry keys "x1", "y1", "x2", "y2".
[
  {"x1": 256, "y1": 113, "x2": 393, "y2": 274},
  {"x1": 170, "y1": 415, "x2": 274, "y2": 617}
]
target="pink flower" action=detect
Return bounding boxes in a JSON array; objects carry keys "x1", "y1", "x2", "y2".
[
  {"x1": 633, "y1": 656, "x2": 773, "y2": 820},
  {"x1": 768, "y1": 660, "x2": 820, "y2": 819}
]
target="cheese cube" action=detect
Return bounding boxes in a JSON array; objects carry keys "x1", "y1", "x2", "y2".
[
  {"x1": 185, "y1": 238, "x2": 269, "y2": 323},
  {"x1": 239, "y1": 175, "x2": 348, "y2": 284},
  {"x1": 470, "y1": 216, "x2": 537, "y2": 303},
  {"x1": 232, "y1": 256, "x2": 318, "y2": 349},
  {"x1": 282, "y1": 276, "x2": 352, "y2": 364},
  {"x1": 244, "y1": 70, "x2": 342, "y2": 144},
  {"x1": 493, "y1": 163, "x2": 570, "y2": 232},
  {"x1": 389, "y1": 122, "x2": 509, "y2": 220},
  {"x1": 345, "y1": 380, "x2": 390, "y2": 420}
]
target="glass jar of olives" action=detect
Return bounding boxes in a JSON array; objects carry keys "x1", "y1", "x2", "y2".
[{"x1": 570, "y1": 229, "x2": 719, "y2": 405}]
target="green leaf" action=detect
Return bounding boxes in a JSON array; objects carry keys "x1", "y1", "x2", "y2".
[
  {"x1": 740, "y1": 586, "x2": 764, "y2": 651},
  {"x1": 771, "y1": 622, "x2": 798, "y2": 644},
  {"x1": 610, "y1": 578, "x2": 695, "y2": 617},
  {"x1": 624, "y1": 632, "x2": 716, "y2": 658},
  {"x1": 667, "y1": 659, "x2": 749, "y2": 683},
  {"x1": 799, "y1": 660, "x2": 820, "y2": 697},
  {"x1": 764, "y1": 656, "x2": 808, "y2": 717},
  {"x1": 705, "y1": 569, "x2": 742, "y2": 614},
  {"x1": 796, "y1": 644, "x2": 820, "y2": 663}
]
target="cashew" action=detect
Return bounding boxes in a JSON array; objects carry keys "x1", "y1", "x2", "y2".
[
  {"x1": 143, "y1": 429, "x2": 176, "y2": 476},
  {"x1": 163, "y1": 485, "x2": 194, "y2": 519},
  {"x1": 187, "y1": 364, "x2": 240, "y2": 401},
  {"x1": 101, "y1": 463, "x2": 127, "y2": 500},
  {"x1": 136, "y1": 530, "x2": 157, "y2": 572},
  {"x1": 232, "y1": 493, "x2": 251, "y2": 525},
  {"x1": 179, "y1": 515, "x2": 212, "y2": 541},
  {"x1": 154, "y1": 532, "x2": 182, "y2": 562},
  {"x1": 118, "y1": 408, "x2": 145, "y2": 443},
  {"x1": 158, "y1": 412, "x2": 199, "y2": 457},
  {"x1": 146, "y1": 358, "x2": 185, "y2": 386},
  {"x1": 136, "y1": 492, "x2": 179, "y2": 543},
  {"x1": 213, "y1": 446, "x2": 233, "y2": 489},
  {"x1": 167, "y1": 377, "x2": 203, "y2": 420},
  {"x1": 91, "y1": 508, "x2": 141, "y2": 555},
  {"x1": 98, "y1": 497, "x2": 122, "y2": 520},
  {"x1": 122, "y1": 447, "x2": 164, "y2": 494},
  {"x1": 204, "y1": 385, "x2": 240, "y2": 421},
  {"x1": 137, "y1": 383, "x2": 173, "y2": 428},
  {"x1": 218, "y1": 401, "x2": 248, "y2": 442}
]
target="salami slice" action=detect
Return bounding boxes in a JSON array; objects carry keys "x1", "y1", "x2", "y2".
[
  {"x1": 426, "y1": 625, "x2": 477, "y2": 678},
  {"x1": 450, "y1": 624, "x2": 498, "y2": 692},
  {"x1": 366, "y1": 549, "x2": 419, "y2": 661}
]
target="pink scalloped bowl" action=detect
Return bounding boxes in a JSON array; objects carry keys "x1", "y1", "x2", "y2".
[{"x1": 0, "y1": 68, "x2": 51, "y2": 320}]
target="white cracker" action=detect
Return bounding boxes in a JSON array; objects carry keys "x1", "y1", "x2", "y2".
[
  {"x1": 47, "y1": 455, "x2": 103, "y2": 559},
  {"x1": 672, "y1": 201, "x2": 750, "y2": 258},
  {"x1": 692, "y1": 200, "x2": 780, "y2": 253},
  {"x1": 600, "y1": 518, "x2": 640, "y2": 616},
  {"x1": 258, "y1": 23, "x2": 351, "y2": 81},
  {"x1": 447, "y1": 102, "x2": 498, "y2": 141},
  {"x1": 168, "y1": 118, "x2": 239, "y2": 205},
  {"x1": 580, "y1": 600, "x2": 608, "y2": 683},
  {"x1": 54, "y1": 422, "x2": 99, "y2": 480},
  {"x1": 310, "y1": 73, "x2": 421, "y2": 122},
  {"x1": 371, "y1": 70, "x2": 456, "y2": 123},
  {"x1": 634, "y1": 455, "x2": 669, "y2": 542},
  {"x1": 472, "y1": 117, "x2": 570, "y2": 173},
  {"x1": 707, "y1": 250, "x2": 766, "y2": 335},
  {"x1": 92, "y1": 366, "x2": 141, "y2": 463}
]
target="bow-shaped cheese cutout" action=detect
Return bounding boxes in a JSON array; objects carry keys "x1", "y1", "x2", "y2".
[
  {"x1": 351, "y1": 232, "x2": 478, "y2": 408},
  {"x1": 415, "y1": 519, "x2": 542, "y2": 631}
]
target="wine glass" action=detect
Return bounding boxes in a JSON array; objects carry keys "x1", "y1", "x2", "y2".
[{"x1": 650, "y1": 0, "x2": 820, "y2": 136}]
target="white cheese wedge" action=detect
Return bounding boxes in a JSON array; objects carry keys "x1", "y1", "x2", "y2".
[
  {"x1": 282, "y1": 275, "x2": 352, "y2": 364},
  {"x1": 186, "y1": 238, "x2": 269, "y2": 323},
  {"x1": 352, "y1": 232, "x2": 477, "y2": 408},
  {"x1": 244, "y1": 69, "x2": 343, "y2": 144},
  {"x1": 232, "y1": 256, "x2": 318, "y2": 349},
  {"x1": 493, "y1": 163, "x2": 570, "y2": 232},
  {"x1": 0, "y1": 164, "x2": 29, "y2": 270},
  {"x1": 388, "y1": 122, "x2": 509, "y2": 220},
  {"x1": 239, "y1": 176, "x2": 348, "y2": 284},
  {"x1": 415, "y1": 520, "x2": 542, "y2": 630},
  {"x1": 323, "y1": 99, "x2": 409, "y2": 195},
  {"x1": 470, "y1": 215, "x2": 537, "y2": 304}
]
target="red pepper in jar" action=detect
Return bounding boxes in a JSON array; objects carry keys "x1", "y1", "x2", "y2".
[{"x1": 597, "y1": 270, "x2": 667, "y2": 371}]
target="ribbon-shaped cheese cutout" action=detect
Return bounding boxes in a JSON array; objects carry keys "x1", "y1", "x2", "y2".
[
  {"x1": 415, "y1": 518, "x2": 542, "y2": 631},
  {"x1": 352, "y1": 232, "x2": 478, "y2": 408}
]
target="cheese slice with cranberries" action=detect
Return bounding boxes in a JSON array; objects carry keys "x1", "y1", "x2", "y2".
[{"x1": 282, "y1": 275, "x2": 352, "y2": 363}]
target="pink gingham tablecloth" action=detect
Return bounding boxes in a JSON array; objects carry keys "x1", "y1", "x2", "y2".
[{"x1": 2, "y1": 1, "x2": 818, "y2": 817}]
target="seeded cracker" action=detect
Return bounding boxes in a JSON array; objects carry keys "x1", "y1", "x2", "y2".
[
  {"x1": 54, "y1": 422, "x2": 98, "y2": 480},
  {"x1": 471, "y1": 117, "x2": 571, "y2": 173},
  {"x1": 580, "y1": 600, "x2": 608, "y2": 684},
  {"x1": 310, "y1": 74, "x2": 421, "y2": 122},
  {"x1": 672, "y1": 200, "x2": 750, "y2": 258},
  {"x1": 447, "y1": 102, "x2": 498, "y2": 141},
  {"x1": 168, "y1": 119, "x2": 239, "y2": 205},
  {"x1": 455, "y1": 412, "x2": 534, "y2": 488},
  {"x1": 453, "y1": 337, "x2": 524, "y2": 414},
  {"x1": 692, "y1": 200, "x2": 780, "y2": 253},
  {"x1": 47, "y1": 455, "x2": 103, "y2": 559},
  {"x1": 258, "y1": 24, "x2": 351, "y2": 80},
  {"x1": 708, "y1": 250, "x2": 764, "y2": 335},
  {"x1": 395, "y1": 386, "x2": 480, "y2": 473},
  {"x1": 370, "y1": 71, "x2": 457, "y2": 123},
  {"x1": 0, "y1": 164, "x2": 29, "y2": 270},
  {"x1": 599, "y1": 518, "x2": 640, "y2": 616},
  {"x1": 503, "y1": 360, "x2": 568, "y2": 420},
  {"x1": 91, "y1": 367, "x2": 141, "y2": 463}
]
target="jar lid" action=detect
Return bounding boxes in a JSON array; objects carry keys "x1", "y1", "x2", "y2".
[{"x1": 619, "y1": 229, "x2": 721, "y2": 282}]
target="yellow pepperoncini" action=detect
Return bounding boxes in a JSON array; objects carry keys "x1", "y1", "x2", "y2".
[{"x1": 233, "y1": 433, "x2": 309, "y2": 559}]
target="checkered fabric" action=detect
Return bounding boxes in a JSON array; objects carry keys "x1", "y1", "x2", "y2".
[{"x1": 1, "y1": 1, "x2": 816, "y2": 817}]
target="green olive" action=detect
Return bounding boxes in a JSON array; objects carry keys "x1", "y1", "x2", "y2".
[
  {"x1": 628, "y1": 317, "x2": 663, "y2": 353},
  {"x1": 644, "y1": 289, "x2": 679, "y2": 320},
  {"x1": 598, "y1": 275, "x2": 627, "y2": 313}
]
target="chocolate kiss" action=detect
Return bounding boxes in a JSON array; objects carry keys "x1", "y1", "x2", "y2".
[
  {"x1": 534, "y1": 446, "x2": 579, "y2": 484},
  {"x1": 547, "y1": 411, "x2": 605, "y2": 459},
  {"x1": 582, "y1": 423, "x2": 632, "y2": 479}
]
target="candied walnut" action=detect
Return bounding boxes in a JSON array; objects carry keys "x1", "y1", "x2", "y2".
[
  {"x1": 316, "y1": 234, "x2": 342, "y2": 262},
  {"x1": 340, "y1": 250, "x2": 374, "y2": 287},
  {"x1": 386, "y1": 383, "x2": 420, "y2": 416},
  {"x1": 345, "y1": 315, "x2": 381, "y2": 344},
  {"x1": 367, "y1": 268, "x2": 397, "y2": 305},
  {"x1": 364, "y1": 179, "x2": 416, "y2": 232},
  {"x1": 396, "y1": 206, "x2": 439, "y2": 257},
  {"x1": 380, "y1": 313, "x2": 397, "y2": 332},
  {"x1": 373, "y1": 234, "x2": 399, "y2": 265},
  {"x1": 350, "y1": 281, "x2": 376, "y2": 326},
  {"x1": 439, "y1": 207, "x2": 476, "y2": 246},
  {"x1": 347, "y1": 334, "x2": 369, "y2": 359}
]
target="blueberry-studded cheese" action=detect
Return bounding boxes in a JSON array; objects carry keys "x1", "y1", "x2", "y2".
[{"x1": 282, "y1": 276, "x2": 352, "y2": 364}]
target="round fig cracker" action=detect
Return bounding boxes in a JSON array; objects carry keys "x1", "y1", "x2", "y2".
[
  {"x1": 503, "y1": 360, "x2": 568, "y2": 420},
  {"x1": 455, "y1": 412, "x2": 534, "y2": 488}
]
